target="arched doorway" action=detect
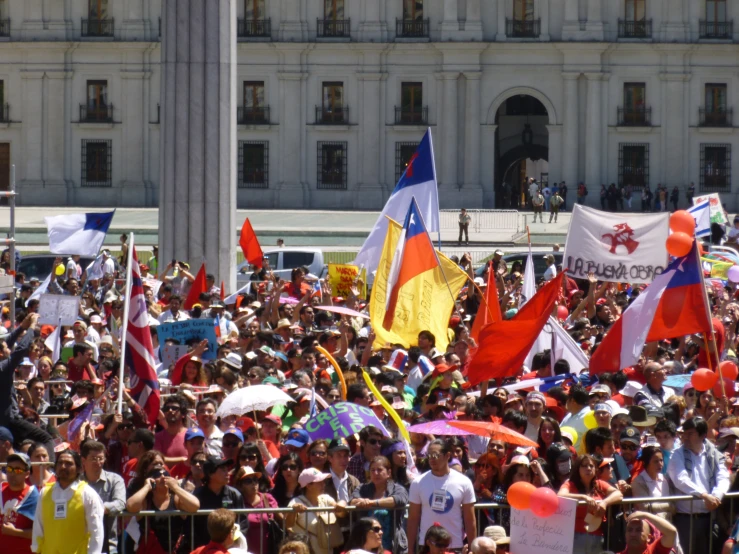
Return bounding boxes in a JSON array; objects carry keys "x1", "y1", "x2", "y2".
[{"x1": 494, "y1": 95, "x2": 550, "y2": 209}]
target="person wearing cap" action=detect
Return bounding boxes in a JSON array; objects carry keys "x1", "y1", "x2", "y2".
[
  {"x1": 324, "y1": 438, "x2": 359, "y2": 504},
  {"x1": 192, "y1": 456, "x2": 245, "y2": 549},
  {"x1": 483, "y1": 525, "x2": 509, "y2": 553},
  {"x1": 0, "y1": 451, "x2": 39, "y2": 554},
  {"x1": 80, "y1": 441, "x2": 125, "y2": 554},
  {"x1": 593, "y1": 403, "x2": 613, "y2": 429},
  {"x1": 613, "y1": 426, "x2": 643, "y2": 493},
  {"x1": 283, "y1": 429, "x2": 311, "y2": 464},
  {"x1": 524, "y1": 392, "x2": 546, "y2": 442},
  {"x1": 232, "y1": 466, "x2": 276, "y2": 554},
  {"x1": 281, "y1": 393, "x2": 312, "y2": 434},
  {"x1": 31, "y1": 449, "x2": 105, "y2": 554},
  {"x1": 667, "y1": 416, "x2": 730, "y2": 554},
  {"x1": 86, "y1": 314, "x2": 107, "y2": 345},
  {"x1": 222, "y1": 428, "x2": 244, "y2": 466},
  {"x1": 407, "y1": 439, "x2": 477, "y2": 554},
  {"x1": 154, "y1": 395, "x2": 189, "y2": 466},
  {"x1": 633, "y1": 363, "x2": 674, "y2": 409},
  {"x1": 286, "y1": 468, "x2": 347, "y2": 554},
  {"x1": 543, "y1": 254, "x2": 557, "y2": 281},
  {"x1": 169, "y1": 428, "x2": 206, "y2": 479},
  {"x1": 589, "y1": 384, "x2": 612, "y2": 408}
]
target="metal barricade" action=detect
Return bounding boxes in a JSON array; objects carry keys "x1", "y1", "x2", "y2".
[
  {"x1": 439, "y1": 209, "x2": 522, "y2": 234},
  {"x1": 114, "y1": 492, "x2": 739, "y2": 554}
]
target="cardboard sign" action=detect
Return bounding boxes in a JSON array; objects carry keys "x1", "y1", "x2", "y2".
[
  {"x1": 156, "y1": 319, "x2": 218, "y2": 360},
  {"x1": 510, "y1": 497, "x2": 577, "y2": 554},
  {"x1": 161, "y1": 344, "x2": 189, "y2": 371},
  {"x1": 0, "y1": 274, "x2": 14, "y2": 294},
  {"x1": 327, "y1": 264, "x2": 367, "y2": 299},
  {"x1": 694, "y1": 193, "x2": 728, "y2": 224},
  {"x1": 38, "y1": 294, "x2": 81, "y2": 326}
]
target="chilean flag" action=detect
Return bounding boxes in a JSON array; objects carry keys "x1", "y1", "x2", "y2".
[
  {"x1": 354, "y1": 130, "x2": 440, "y2": 273},
  {"x1": 589, "y1": 242, "x2": 712, "y2": 374},
  {"x1": 383, "y1": 198, "x2": 439, "y2": 330},
  {"x1": 126, "y1": 248, "x2": 161, "y2": 425}
]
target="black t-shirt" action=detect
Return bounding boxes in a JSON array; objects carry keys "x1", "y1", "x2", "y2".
[{"x1": 192, "y1": 485, "x2": 245, "y2": 547}]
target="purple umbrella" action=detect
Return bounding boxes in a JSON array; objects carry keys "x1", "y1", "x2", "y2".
[{"x1": 407, "y1": 420, "x2": 475, "y2": 436}]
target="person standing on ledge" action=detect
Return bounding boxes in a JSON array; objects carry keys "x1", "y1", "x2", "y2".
[{"x1": 458, "y1": 209, "x2": 471, "y2": 246}]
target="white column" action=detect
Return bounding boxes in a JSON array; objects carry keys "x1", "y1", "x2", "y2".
[
  {"x1": 463, "y1": 72, "x2": 481, "y2": 189},
  {"x1": 359, "y1": 0, "x2": 387, "y2": 41},
  {"x1": 21, "y1": 72, "x2": 43, "y2": 185},
  {"x1": 585, "y1": 73, "x2": 602, "y2": 188},
  {"x1": 44, "y1": 0, "x2": 69, "y2": 37},
  {"x1": 280, "y1": 0, "x2": 306, "y2": 41},
  {"x1": 539, "y1": 0, "x2": 551, "y2": 41},
  {"x1": 277, "y1": 71, "x2": 304, "y2": 205},
  {"x1": 562, "y1": 73, "x2": 579, "y2": 189},
  {"x1": 464, "y1": 0, "x2": 483, "y2": 40},
  {"x1": 662, "y1": 0, "x2": 687, "y2": 42},
  {"x1": 584, "y1": 0, "x2": 603, "y2": 39},
  {"x1": 357, "y1": 72, "x2": 385, "y2": 206},
  {"x1": 439, "y1": 72, "x2": 459, "y2": 192},
  {"x1": 562, "y1": 0, "x2": 580, "y2": 39},
  {"x1": 496, "y1": 0, "x2": 507, "y2": 41},
  {"x1": 661, "y1": 74, "x2": 688, "y2": 187},
  {"x1": 120, "y1": 71, "x2": 147, "y2": 205},
  {"x1": 122, "y1": 0, "x2": 147, "y2": 40},
  {"x1": 441, "y1": 0, "x2": 458, "y2": 40},
  {"x1": 45, "y1": 72, "x2": 66, "y2": 190},
  {"x1": 159, "y1": 0, "x2": 236, "y2": 290}
]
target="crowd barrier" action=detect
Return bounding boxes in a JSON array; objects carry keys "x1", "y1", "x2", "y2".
[
  {"x1": 439, "y1": 210, "x2": 522, "y2": 234},
  {"x1": 114, "y1": 492, "x2": 739, "y2": 554}
]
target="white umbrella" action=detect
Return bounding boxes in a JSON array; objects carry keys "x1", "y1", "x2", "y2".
[{"x1": 216, "y1": 385, "x2": 294, "y2": 419}]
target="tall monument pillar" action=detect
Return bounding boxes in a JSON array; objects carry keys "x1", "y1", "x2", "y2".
[{"x1": 159, "y1": 0, "x2": 237, "y2": 291}]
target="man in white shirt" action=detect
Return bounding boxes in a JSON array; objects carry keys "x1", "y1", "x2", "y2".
[
  {"x1": 325, "y1": 439, "x2": 359, "y2": 504},
  {"x1": 543, "y1": 254, "x2": 557, "y2": 281},
  {"x1": 32, "y1": 449, "x2": 104, "y2": 554},
  {"x1": 407, "y1": 439, "x2": 477, "y2": 553},
  {"x1": 667, "y1": 416, "x2": 730, "y2": 554},
  {"x1": 101, "y1": 250, "x2": 116, "y2": 276},
  {"x1": 633, "y1": 363, "x2": 675, "y2": 408},
  {"x1": 195, "y1": 398, "x2": 223, "y2": 457},
  {"x1": 157, "y1": 294, "x2": 190, "y2": 324},
  {"x1": 542, "y1": 184, "x2": 551, "y2": 211},
  {"x1": 528, "y1": 178, "x2": 539, "y2": 201}
]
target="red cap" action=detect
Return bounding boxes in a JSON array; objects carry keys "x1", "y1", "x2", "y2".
[
  {"x1": 595, "y1": 298, "x2": 607, "y2": 306},
  {"x1": 263, "y1": 414, "x2": 282, "y2": 427},
  {"x1": 435, "y1": 363, "x2": 453, "y2": 374},
  {"x1": 40, "y1": 325, "x2": 55, "y2": 338},
  {"x1": 235, "y1": 416, "x2": 256, "y2": 432}
]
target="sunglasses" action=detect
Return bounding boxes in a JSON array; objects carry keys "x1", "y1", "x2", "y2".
[
  {"x1": 119, "y1": 425, "x2": 133, "y2": 431},
  {"x1": 223, "y1": 441, "x2": 240, "y2": 448},
  {"x1": 241, "y1": 477, "x2": 258, "y2": 486},
  {"x1": 685, "y1": 391, "x2": 697, "y2": 397},
  {"x1": 371, "y1": 526, "x2": 383, "y2": 533},
  {"x1": 191, "y1": 459, "x2": 206, "y2": 466},
  {"x1": 247, "y1": 374, "x2": 259, "y2": 379},
  {"x1": 5, "y1": 467, "x2": 27, "y2": 475},
  {"x1": 163, "y1": 406, "x2": 181, "y2": 412},
  {"x1": 240, "y1": 454, "x2": 258, "y2": 461},
  {"x1": 621, "y1": 444, "x2": 639, "y2": 451},
  {"x1": 282, "y1": 464, "x2": 298, "y2": 471},
  {"x1": 366, "y1": 438, "x2": 380, "y2": 446}
]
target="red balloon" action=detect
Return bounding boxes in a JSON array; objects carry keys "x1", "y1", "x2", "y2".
[
  {"x1": 670, "y1": 210, "x2": 696, "y2": 236},
  {"x1": 529, "y1": 487, "x2": 560, "y2": 518},
  {"x1": 719, "y1": 361, "x2": 739, "y2": 382},
  {"x1": 692, "y1": 368, "x2": 719, "y2": 391},
  {"x1": 557, "y1": 305, "x2": 568, "y2": 321},
  {"x1": 666, "y1": 232, "x2": 693, "y2": 257},
  {"x1": 714, "y1": 377, "x2": 737, "y2": 399},
  {"x1": 507, "y1": 481, "x2": 537, "y2": 511}
]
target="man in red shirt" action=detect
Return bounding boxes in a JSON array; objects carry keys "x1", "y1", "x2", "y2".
[
  {"x1": 619, "y1": 511, "x2": 677, "y2": 554},
  {"x1": 169, "y1": 428, "x2": 206, "y2": 479},
  {"x1": 66, "y1": 343, "x2": 97, "y2": 382},
  {"x1": 121, "y1": 429, "x2": 154, "y2": 486},
  {"x1": 0, "y1": 452, "x2": 39, "y2": 554},
  {"x1": 154, "y1": 395, "x2": 189, "y2": 466},
  {"x1": 190, "y1": 508, "x2": 238, "y2": 554}
]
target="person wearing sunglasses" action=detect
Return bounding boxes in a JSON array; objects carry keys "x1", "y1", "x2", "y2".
[
  {"x1": 344, "y1": 517, "x2": 385, "y2": 554},
  {"x1": 154, "y1": 395, "x2": 190, "y2": 466},
  {"x1": 235, "y1": 466, "x2": 280, "y2": 554},
  {"x1": 236, "y1": 443, "x2": 273, "y2": 492},
  {"x1": 270, "y1": 452, "x2": 304, "y2": 507},
  {"x1": 348, "y1": 425, "x2": 384, "y2": 483},
  {"x1": 169, "y1": 427, "x2": 206, "y2": 479},
  {"x1": 1, "y1": 452, "x2": 39, "y2": 554},
  {"x1": 180, "y1": 452, "x2": 207, "y2": 492}
]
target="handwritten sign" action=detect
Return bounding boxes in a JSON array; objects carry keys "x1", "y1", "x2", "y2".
[
  {"x1": 327, "y1": 264, "x2": 367, "y2": 299},
  {"x1": 510, "y1": 497, "x2": 577, "y2": 554},
  {"x1": 303, "y1": 402, "x2": 391, "y2": 440},
  {"x1": 38, "y1": 294, "x2": 81, "y2": 326},
  {"x1": 694, "y1": 193, "x2": 728, "y2": 224},
  {"x1": 161, "y1": 344, "x2": 190, "y2": 371},
  {"x1": 156, "y1": 319, "x2": 218, "y2": 360}
]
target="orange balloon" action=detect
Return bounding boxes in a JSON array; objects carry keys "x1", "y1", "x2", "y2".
[
  {"x1": 670, "y1": 210, "x2": 696, "y2": 236},
  {"x1": 719, "y1": 361, "x2": 739, "y2": 382},
  {"x1": 692, "y1": 368, "x2": 718, "y2": 391},
  {"x1": 666, "y1": 232, "x2": 693, "y2": 258},
  {"x1": 507, "y1": 481, "x2": 537, "y2": 511},
  {"x1": 714, "y1": 377, "x2": 737, "y2": 399}
]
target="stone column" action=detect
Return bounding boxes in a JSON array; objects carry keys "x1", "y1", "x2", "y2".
[
  {"x1": 356, "y1": 72, "x2": 385, "y2": 208},
  {"x1": 662, "y1": 0, "x2": 687, "y2": 42},
  {"x1": 463, "y1": 72, "x2": 481, "y2": 191},
  {"x1": 463, "y1": 0, "x2": 483, "y2": 40},
  {"x1": 585, "y1": 73, "x2": 603, "y2": 188},
  {"x1": 496, "y1": 0, "x2": 507, "y2": 41},
  {"x1": 44, "y1": 0, "x2": 70, "y2": 38},
  {"x1": 661, "y1": 74, "x2": 688, "y2": 187},
  {"x1": 280, "y1": 0, "x2": 306, "y2": 41},
  {"x1": 441, "y1": 0, "x2": 458, "y2": 40},
  {"x1": 438, "y1": 72, "x2": 459, "y2": 193},
  {"x1": 21, "y1": 72, "x2": 44, "y2": 185},
  {"x1": 562, "y1": 0, "x2": 580, "y2": 39},
  {"x1": 562, "y1": 73, "x2": 579, "y2": 189},
  {"x1": 584, "y1": 0, "x2": 603, "y2": 40},
  {"x1": 122, "y1": 0, "x2": 147, "y2": 40},
  {"x1": 539, "y1": 0, "x2": 551, "y2": 41},
  {"x1": 159, "y1": 0, "x2": 236, "y2": 290},
  {"x1": 120, "y1": 71, "x2": 147, "y2": 205},
  {"x1": 45, "y1": 71, "x2": 67, "y2": 200},
  {"x1": 277, "y1": 70, "x2": 305, "y2": 208},
  {"x1": 359, "y1": 0, "x2": 387, "y2": 41}
]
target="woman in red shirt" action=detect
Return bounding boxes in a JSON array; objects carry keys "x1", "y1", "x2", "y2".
[{"x1": 558, "y1": 454, "x2": 623, "y2": 554}]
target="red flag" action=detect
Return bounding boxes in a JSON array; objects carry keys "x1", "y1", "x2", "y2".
[
  {"x1": 220, "y1": 281, "x2": 225, "y2": 302},
  {"x1": 466, "y1": 275, "x2": 563, "y2": 386},
  {"x1": 184, "y1": 264, "x2": 207, "y2": 310},
  {"x1": 470, "y1": 262, "x2": 502, "y2": 343},
  {"x1": 239, "y1": 218, "x2": 263, "y2": 268}
]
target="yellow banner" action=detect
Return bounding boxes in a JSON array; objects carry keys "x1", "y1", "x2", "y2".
[
  {"x1": 370, "y1": 218, "x2": 468, "y2": 352},
  {"x1": 711, "y1": 261, "x2": 733, "y2": 279},
  {"x1": 327, "y1": 263, "x2": 367, "y2": 299}
]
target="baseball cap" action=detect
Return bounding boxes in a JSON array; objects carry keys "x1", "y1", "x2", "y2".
[
  {"x1": 262, "y1": 376, "x2": 281, "y2": 386},
  {"x1": 90, "y1": 314, "x2": 103, "y2": 324},
  {"x1": 284, "y1": 428, "x2": 311, "y2": 448},
  {"x1": 73, "y1": 320, "x2": 88, "y2": 330},
  {"x1": 589, "y1": 384, "x2": 611, "y2": 397},
  {"x1": 298, "y1": 467, "x2": 332, "y2": 488},
  {"x1": 327, "y1": 438, "x2": 351, "y2": 453},
  {"x1": 203, "y1": 455, "x2": 234, "y2": 474},
  {"x1": 234, "y1": 465, "x2": 262, "y2": 482},
  {"x1": 7, "y1": 452, "x2": 30, "y2": 469},
  {"x1": 620, "y1": 426, "x2": 641, "y2": 446},
  {"x1": 258, "y1": 345, "x2": 276, "y2": 357},
  {"x1": 262, "y1": 414, "x2": 282, "y2": 427},
  {"x1": 510, "y1": 455, "x2": 530, "y2": 466},
  {"x1": 224, "y1": 427, "x2": 244, "y2": 442},
  {"x1": 184, "y1": 428, "x2": 206, "y2": 442}
]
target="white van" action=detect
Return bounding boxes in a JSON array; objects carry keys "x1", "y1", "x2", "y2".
[{"x1": 236, "y1": 247, "x2": 326, "y2": 287}]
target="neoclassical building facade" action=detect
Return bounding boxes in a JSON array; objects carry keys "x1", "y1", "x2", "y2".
[{"x1": 0, "y1": 0, "x2": 738, "y2": 210}]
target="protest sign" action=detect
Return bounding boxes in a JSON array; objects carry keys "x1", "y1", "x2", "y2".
[
  {"x1": 304, "y1": 402, "x2": 391, "y2": 440},
  {"x1": 142, "y1": 278, "x2": 163, "y2": 298},
  {"x1": 38, "y1": 294, "x2": 81, "y2": 326},
  {"x1": 510, "y1": 497, "x2": 577, "y2": 554},
  {"x1": 156, "y1": 319, "x2": 218, "y2": 360},
  {"x1": 0, "y1": 274, "x2": 14, "y2": 294},
  {"x1": 564, "y1": 205, "x2": 669, "y2": 283},
  {"x1": 161, "y1": 344, "x2": 189, "y2": 371},
  {"x1": 327, "y1": 264, "x2": 367, "y2": 299},
  {"x1": 694, "y1": 193, "x2": 728, "y2": 224}
]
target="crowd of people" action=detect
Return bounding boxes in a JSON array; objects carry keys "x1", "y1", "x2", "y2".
[{"x1": 1, "y1": 220, "x2": 739, "y2": 554}]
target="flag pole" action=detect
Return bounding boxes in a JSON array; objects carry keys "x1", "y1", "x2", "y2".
[{"x1": 117, "y1": 232, "x2": 135, "y2": 414}]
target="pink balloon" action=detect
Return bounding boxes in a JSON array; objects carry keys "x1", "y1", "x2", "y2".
[
  {"x1": 557, "y1": 305, "x2": 568, "y2": 321},
  {"x1": 529, "y1": 487, "x2": 560, "y2": 518}
]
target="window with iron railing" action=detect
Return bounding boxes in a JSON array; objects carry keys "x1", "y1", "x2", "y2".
[
  {"x1": 318, "y1": 142, "x2": 347, "y2": 189},
  {"x1": 619, "y1": 83, "x2": 650, "y2": 126},
  {"x1": 507, "y1": 0, "x2": 539, "y2": 37},
  {"x1": 396, "y1": 83, "x2": 427, "y2": 125},
  {"x1": 395, "y1": 142, "x2": 419, "y2": 182},
  {"x1": 240, "y1": 82, "x2": 268, "y2": 124},
  {"x1": 618, "y1": 143, "x2": 649, "y2": 189},
  {"x1": 701, "y1": 1, "x2": 732, "y2": 38},
  {"x1": 83, "y1": 0, "x2": 113, "y2": 37},
  {"x1": 318, "y1": 82, "x2": 347, "y2": 123},
  {"x1": 701, "y1": 84, "x2": 731, "y2": 126},
  {"x1": 82, "y1": 139, "x2": 112, "y2": 187},
  {"x1": 239, "y1": 0, "x2": 270, "y2": 37},
  {"x1": 82, "y1": 81, "x2": 113, "y2": 122},
  {"x1": 619, "y1": 0, "x2": 650, "y2": 38},
  {"x1": 319, "y1": 0, "x2": 350, "y2": 37},
  {"x1": 398, "y1": 0, "x2": 428, "y2": 37},
  {"x1": 239, "y1": 141, "x2": 269, "y2": 189},
  {"x1": 701, "y1": 144, "x2": 731, "y2": 192}
]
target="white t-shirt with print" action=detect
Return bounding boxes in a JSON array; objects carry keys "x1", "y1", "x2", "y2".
[{"x1": 409, "y1": 469, "x2": 476, "y2": 548}]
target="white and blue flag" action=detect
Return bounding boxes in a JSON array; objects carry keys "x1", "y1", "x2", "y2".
[
  {"x1": 45, "y1": 211, "x2": 115, "y2": 257},
  {"x1": 353, "y1": 129, "x2": 440, "y2": 274},
  {"x1": 688, "y1": 200, "x2": 711, "y2": 238}
]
